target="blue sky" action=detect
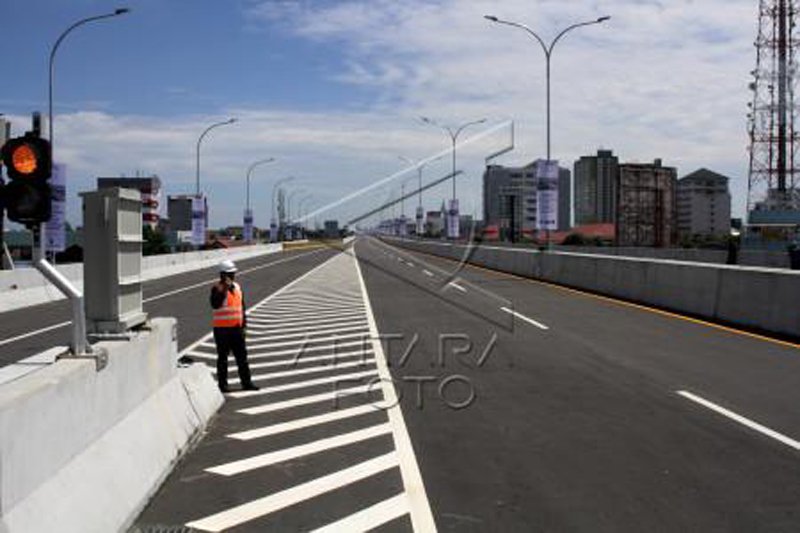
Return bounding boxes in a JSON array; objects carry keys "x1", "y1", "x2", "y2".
[{"x1": 1, "y1": 0, "x2": 760, "y2": 228}]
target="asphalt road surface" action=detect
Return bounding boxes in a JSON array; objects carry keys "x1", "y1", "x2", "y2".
[
  {"x1": 0, "y1": 246, "x2": 337, "y2": 368},
  {"x1": 356, "y1": 236, "x2": 800, "y2": 532},
  {"x1": 132, "y1": 236, "x2": 800, "y2": 532}
]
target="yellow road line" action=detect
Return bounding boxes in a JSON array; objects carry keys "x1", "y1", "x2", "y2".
[{"x1": 399, "y1": 244, "x2": 800, "y2": 351}]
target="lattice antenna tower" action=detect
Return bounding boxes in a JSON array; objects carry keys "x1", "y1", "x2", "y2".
[{"x1": 747, "y1": 0, "x2": 800, "y2": 216}]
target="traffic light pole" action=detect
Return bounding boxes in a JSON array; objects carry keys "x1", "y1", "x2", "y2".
[{"x1": 32, "y1": 223, "x2": 93, "y2": 358}]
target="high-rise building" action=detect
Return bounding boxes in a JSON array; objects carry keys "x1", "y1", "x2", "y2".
[
  {"x1": 167, "y1": 195, "x2": 194, "y2": 232},
  {"x1": 97, "y1": 176, "x2": 162, "y2": 229},
  {"x1": 558, "y1": 166, "x2": 572, "y2": 232},
  {"x1": 677, "y1": 169, "x2": 732, "y2": 240},
  {"x1": 574, "y1": 149, "x2": 619, "y2": 225},
  {"x1": 616, "y1": 159, "x2": 677, "y2": 247},
  {"x1": 483, "y1": 162, "x2": 571, "y2": 240}
]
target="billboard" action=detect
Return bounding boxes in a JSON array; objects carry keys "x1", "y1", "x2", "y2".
[
  {"x1": 191, "y1": 196, "x2": 206, "y2": 246},
  {"x1": 447, "y1": 199, "x2": 460, "y2": 239},
  {"x1": 243, "y1": 208, "x2": 254, "y2": 242},
  {"x1": 535, "y1": 159, "x2": 559, "y2": 231},
  {"x1": 45, "y1": 163, "x2": 67, "y2": 252}
]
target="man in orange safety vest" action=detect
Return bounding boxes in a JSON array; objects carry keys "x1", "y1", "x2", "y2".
[{"x1": 210, "y1": 259, "x2": 258, "y2": 393}]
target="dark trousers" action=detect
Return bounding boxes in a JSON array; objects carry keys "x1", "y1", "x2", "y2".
[{"x1": 213, "y1": 327, "x2": 254, "y2": 388}]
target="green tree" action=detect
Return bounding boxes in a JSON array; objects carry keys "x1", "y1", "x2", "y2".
[{"x1": 143, "y1": 226, "x2": 170, "y2": 256}]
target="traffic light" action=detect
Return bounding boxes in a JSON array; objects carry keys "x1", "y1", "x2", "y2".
[{"x1": 1, "y1": 133, "x2": 52, "y2": 225}]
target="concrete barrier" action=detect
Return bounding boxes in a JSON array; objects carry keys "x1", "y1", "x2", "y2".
[
  {"x1": 388, "y1": 238, "x2": 800, "y2": 338},
  {"x1": 0, "y1": 243, "x2": 283, "y2": 314},
  {"x1": 0, "y1": 317, "x2": 222, "y2": 533}
]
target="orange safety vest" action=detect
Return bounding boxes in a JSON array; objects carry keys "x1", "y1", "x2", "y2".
[{"x1": 213, "y1": 282, "x2": 244, "y2": 328}]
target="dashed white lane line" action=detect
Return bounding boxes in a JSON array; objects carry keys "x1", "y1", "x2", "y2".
[
  {"x1": 186, "y1": 452, "x2": 399, "y2": 532},
  {"x1": 206, "y1": 423, "x2": 393, "y2": 476},
  {"x1": 228, "y1": 404, "x2": 378, "y2": 441},
  {"x1": 448, "y1": 281, "x2": 467, "y2": 293},
  {"x1": 310, "y1": 493, "x2": 410, "y2": 533},
  {"x1": 677, "y1": 390, "x2": 800, "y2": 452},
  {"x1": 423, "y1": 270, "x2": 434, "y2": 278},
  {"x1": 236, "y1": 384, "x2": 373, "y2": 415},
  {"x1": 500, "y1": 306, "x2": 549, "y2": 331}
]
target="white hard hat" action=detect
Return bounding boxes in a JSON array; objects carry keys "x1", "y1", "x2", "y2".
[{"x1": 218, "y1": 259, "x2": 237, "y2": 273}]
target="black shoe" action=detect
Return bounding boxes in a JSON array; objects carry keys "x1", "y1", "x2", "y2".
[
  {"x1": 242, "y1": 383, "x2": 260, "y2": 391},
  {"x1": 219, "y1": 384, "x2": 230, "y2": 393}
]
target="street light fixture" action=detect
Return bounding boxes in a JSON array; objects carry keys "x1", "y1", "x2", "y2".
[
  {"x1": 195, "y1": 117, "x2": 236, "y2": 196},
  {"x1": 420, "y1": 117, "x2": 486, "y2": 239},
  {"x1": 271, "y1": 176, "x2": 294, "y2": 241},
  {"x1": 49, "y1": 7, "x2": 131, "y2": 152},
  {"x1": 484, "y1": 14, "x2": 610, "y2": 160},
  {"x1": 245, "y1": 157, "x2": 276, "y2": 212},
  {"x1": 243, "y1": 157, "x2": 275, "y2": 243}
]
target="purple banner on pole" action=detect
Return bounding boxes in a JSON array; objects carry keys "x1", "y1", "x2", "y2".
[{"x1": 46, "y1": 163, "x2": 67, "y2": 252}]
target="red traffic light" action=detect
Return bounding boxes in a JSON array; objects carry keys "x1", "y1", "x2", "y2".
[{"x1": 1, "y1": 134, "x2": 51, "y2": 182}]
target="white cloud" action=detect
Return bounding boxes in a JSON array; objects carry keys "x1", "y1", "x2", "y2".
[{"x1": 9, "y1": 0, "x2": 760, "y2": 228}]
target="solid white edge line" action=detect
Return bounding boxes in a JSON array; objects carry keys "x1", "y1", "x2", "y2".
[
  {"x1": 310, "y1": 493, "x2": 410, "y2": 533},
  {"x1": 0, "y1": 321, "x2": 71, "y2": 348},
  {"x1": 500, "y1": 306, "x2": 549, "y2": 331},
  {"x1": 185, "y1": 452, "x2": 399, "y2": 532},
  {"x1": 206, "y1": 423, "x2": 393, "y2": 476},
  {"x1": 352, "y1": 240, "x2": 438, "y2": 533},
  {"x1": 677, "y1": 390, "x2": 800, "y2": 452},
  {"x1": 227, "y1": 403, "x2": 378, "y2": 441}
]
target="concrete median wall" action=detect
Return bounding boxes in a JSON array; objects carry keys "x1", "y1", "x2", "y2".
[
  {"x1": 0, "y1": 318, "x2": 223, "y2": 533},
  {"x1": 0, "y1": 243, "x2": 283, "y2": 314},
  {"x1": 389, "y1": 239, "x2": 800, "y2": 338}
]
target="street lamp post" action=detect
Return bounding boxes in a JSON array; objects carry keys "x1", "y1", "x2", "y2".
[
  {"x1": 42, "y1": 8, "x2": 130, "y2": 357},
  {"x1": 271, "y1": 176, "x2": 294, "y2": 242},
  {"x1": 195, "y1": 118, "x2": 236, "y2": 197},
  {"x1": 420, "y1": 117, "x2": 487, "y2": 239},
  {"x1": 297, "y1": 194, "x2": 314, "y2": 238},
  {"x1": 399, "y1": 154, "x2": 444, "y2": 236},
  {"x1": 244, "y1": 157, "x2": 275, "y2": 243},
  {"x1": 484, "y1": 15, "x2": 610, "y2": 161},
  {"x1": 485, "y1": 14, "x2": 609, "y2": 246},
  {"x1": 286, "y1": 187, "x2": 306, "y2": 240},
  {"x1": 49, "y1": 8, "x2": 131, "y2": 152}
]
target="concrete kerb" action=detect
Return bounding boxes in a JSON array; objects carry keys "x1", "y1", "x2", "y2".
[
  {"x1": 0, "y1": 317, "x2": 222, "y2": 533},
  {"x1": 384, "y1": 238, "x2": 800, "y2": 339}
]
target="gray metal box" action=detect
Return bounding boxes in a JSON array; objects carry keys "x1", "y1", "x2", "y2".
[{"x1": 81, "y1": 187, "x2": 147, "y2": 334}]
